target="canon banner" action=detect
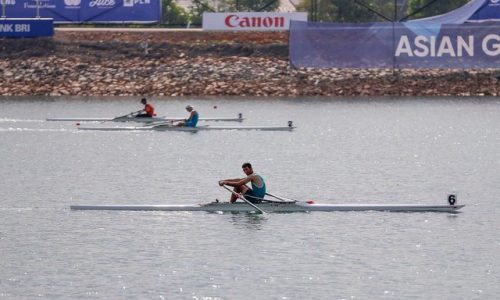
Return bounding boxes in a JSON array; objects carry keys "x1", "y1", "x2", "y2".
[
  {"x1": 1, "y1": 0, "x2": 161, "y2": 23},
  {"x1": 203, "y1": 12, "x2": 308, "y2": 31},
  {"x1": 290, "y1": 21, "x2": 500, "y2": 68},
  {"x1": 0, "y1": 18, "x2": 54, "y2": 37}
]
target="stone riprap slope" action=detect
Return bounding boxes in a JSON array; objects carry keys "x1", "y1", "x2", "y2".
[{"x1": 0, "y1": 31, "x2": 498, "y2": 96}]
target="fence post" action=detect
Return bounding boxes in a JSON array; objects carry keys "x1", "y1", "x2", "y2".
[
  {"x1": 1, "y1": 0, "x2": 6, "y2": 19},
  {"x1": 36, "y1": 0, "x2": 41, "y2": 18}
]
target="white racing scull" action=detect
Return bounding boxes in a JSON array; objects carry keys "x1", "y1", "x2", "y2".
[
  {"x1": 70, "y1": 201, "x2": 464, "y2": 213},
  {"x1": 71, "y1": 193, "x2": 464, "y2": 213},
  {"x1": 77, "y1": 121, "x2": 296, "y2": 132},
  {"x1": 47, "y1": 113, "x2": 244, "y2": 123}
]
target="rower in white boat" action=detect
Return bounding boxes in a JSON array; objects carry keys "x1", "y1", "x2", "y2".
[
  {"x1": 176, "y1": 105, "x2": 199, "y2": 127},
  {"x1": 136, "y1": 98, "x2": 156, "y2": 118},
  {"x1": 219, "y1": 162, "x2": 266, "y2": 204}
]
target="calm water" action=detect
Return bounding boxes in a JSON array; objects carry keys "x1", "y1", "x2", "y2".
[{"x1": 0, "y1": 97, "x2": 499, "y2": 299}]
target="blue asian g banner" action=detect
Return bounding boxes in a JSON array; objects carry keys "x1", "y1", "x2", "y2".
[
  {"x1": 0, "y1": 18, "x2": 54, "y2": 37},
  {"x1": 289, "y1": 20, "x2": 500, "y2": 68},
  {"x1": 2, "y1": 0, "x2": 161, "y2": 23}
]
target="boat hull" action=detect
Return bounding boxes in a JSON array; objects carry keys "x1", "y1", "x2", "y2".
[
  {"x1": 77, "y1": 124, "x2": 295, "y2": 131},
  {"x1": 70, "y1": 202, "x2": 465, "y2": 213}
]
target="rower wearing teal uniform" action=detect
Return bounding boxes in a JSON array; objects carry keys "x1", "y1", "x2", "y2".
[
  {"x1": 218, "y1": 162, "x2": 266, "y2": 204},
  {"x1": 177, "y1": 105, "x2": 199, "y2": 127}
]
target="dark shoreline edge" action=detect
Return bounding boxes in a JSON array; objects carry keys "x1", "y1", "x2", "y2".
[{"x1": 2, "y1": 95, "x2": 499, "y2": 102}]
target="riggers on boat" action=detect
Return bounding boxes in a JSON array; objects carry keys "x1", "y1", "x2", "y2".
[{"x1": 47, "y1": 113, "x2": 244, "y2": 123}]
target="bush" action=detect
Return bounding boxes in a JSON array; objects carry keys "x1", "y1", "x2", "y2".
[
  {"x1": 406, "y1": 0, "x2": 468, "y2": 20},
  {"x1": 162, "y1": 0, "x2": 190, "y2": 25}
]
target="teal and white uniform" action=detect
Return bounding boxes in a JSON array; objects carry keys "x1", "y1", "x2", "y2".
[
  {"x1": 185, "y1": 111, "x2": 199, "y2": 128},
  {"x1": 243, "y1": 174, "x2": 266, "y2": 203}
]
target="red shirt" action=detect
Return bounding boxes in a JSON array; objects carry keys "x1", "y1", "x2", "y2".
[{"x1": 144, "y1": 103, "x2": 155, "y2": 117}]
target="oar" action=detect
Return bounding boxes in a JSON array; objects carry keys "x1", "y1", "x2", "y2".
[
  {"x1": 110, "y1": 110, "x2": 143, "y2": 122},
  {"x1": 221, "y1": 185, "x2": 266, "y2": 215},
  {"x1": 265, "y1": 192, "x2": 298, "y2": 203},
  {"x1": 143, "y1": 120, "x2": 174, "y2": 128}
]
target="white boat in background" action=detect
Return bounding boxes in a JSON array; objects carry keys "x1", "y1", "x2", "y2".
[
  {"x1": 77, "y1": 121, "x2": 296, "y2": 132},
  {"x1": 47, "y1": 113, "x2": 244, "y2": 123},
  {"x1": 70, "y1": 201, "x2": 465, "y2": 213}
]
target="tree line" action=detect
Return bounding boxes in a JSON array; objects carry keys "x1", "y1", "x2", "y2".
[
  {"x1": 162, "y1": 0, "x2": 279, "y2": 26},
  {"x1": 162, "y1": 0, "x2": 469, "y2": 25}
]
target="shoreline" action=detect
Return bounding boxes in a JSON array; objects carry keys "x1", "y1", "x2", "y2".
[
  {"x1": 1, "y1": 31, "x2": 499, "y2": 97},
  {"x1": 3, "y1": 95, "x2": 500, "y2": 102}
]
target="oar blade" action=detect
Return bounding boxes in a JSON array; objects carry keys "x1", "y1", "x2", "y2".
[{"x1": 221, "y1": 185, "x2": 266, "y2": 214}]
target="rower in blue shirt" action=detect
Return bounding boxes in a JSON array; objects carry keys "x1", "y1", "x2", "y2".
[
  {"x1": 218, "y1": 162, "x2": 266, "y2": 204},
  {"x1": 177, "y1": 105, "x2": 199, "y2": 128}
]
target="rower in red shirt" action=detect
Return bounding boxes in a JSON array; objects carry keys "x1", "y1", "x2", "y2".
[{"x1": 137, "y1": 98, "x2": 156, "y2": 118}]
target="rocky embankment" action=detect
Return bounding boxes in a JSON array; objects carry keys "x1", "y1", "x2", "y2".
[{"x1": 0, "y1": 30, "x2": 499, "y2": 97}]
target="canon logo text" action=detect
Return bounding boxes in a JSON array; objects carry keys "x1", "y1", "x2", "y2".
[{"x1": 224, "y1": 15, "x2": 285, "y2": 28}]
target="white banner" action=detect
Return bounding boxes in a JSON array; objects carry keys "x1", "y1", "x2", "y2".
[{"x1": 203, "y1": 12, "x2": 308, "y2": 31}]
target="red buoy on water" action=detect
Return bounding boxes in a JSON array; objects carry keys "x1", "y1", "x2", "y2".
[
  {"x1": 306, "y1": 200, "x2": 315, "y2": 204},
  {"x1": 76, "y1": 122, "x2": 80, "y2": 126}
]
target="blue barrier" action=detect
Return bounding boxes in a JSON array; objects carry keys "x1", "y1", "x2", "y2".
[
  {"x1": 0, "y1": 18, "x2": 54, "y2": 37},
  {"x1": 1, "y1": 0, "x2": 161, "y2": 24},
  {"x1": 290, "y1": 21, "x2": 500, "y2": 68}
]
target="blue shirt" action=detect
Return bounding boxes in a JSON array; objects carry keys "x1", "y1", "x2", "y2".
[
  {"x1": 185, "y1": 111, "x2": 199, "y2": 128},
  {"x1": 250, "y1": 174, "x2": 266, "y2": 198}
]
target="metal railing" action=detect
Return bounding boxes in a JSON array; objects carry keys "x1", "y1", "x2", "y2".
[{"x1": 1, "y1": 0, "x2": 42, "y2": 19}]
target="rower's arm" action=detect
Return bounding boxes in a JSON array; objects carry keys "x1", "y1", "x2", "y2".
[
  {"x1": 219, "y1": 178, "x2": 241, "y2": 186},
  {"x1": 186, "y1": 111, "x2": 195, "y2": 121},
  {"x1": 220, "y1": 176, "x2": 252, "y2": 187},
  {"x1": 223, "y1": 178, "x2": 241, "y2": 182}
]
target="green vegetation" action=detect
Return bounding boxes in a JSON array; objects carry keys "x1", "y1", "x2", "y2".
[
  {"x1": 225, "y1": 0, "x2": 280, "y2": 11},
  {"x1": 160, "y1": 0, "x2": 280, "y2": 26},
  {"x1": 161, "y1": 0, "x2": 280, "y2": 25},
  {"x1": 188, "y1": 0, "x2": 215, "y2": 25},
  {"x1": 56, "y1": 0, "x2": 473, "y2": 26},
  {"x1": 406, "y1": 0, "x2": 468, "y2": 20},
  {"x1": 161, "y1": 0, "x2": 190, "y2": 25},
  {"x1": 296, "y1": 0, "x2": 470, "y2": 23},
  {"x1": 297, "y1": 0, "x2": 400, "y2": 22}
]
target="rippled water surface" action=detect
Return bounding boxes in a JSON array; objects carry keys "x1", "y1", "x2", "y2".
[{"x1": 1, "y1": 97, "x2": 499, "y2": 299}]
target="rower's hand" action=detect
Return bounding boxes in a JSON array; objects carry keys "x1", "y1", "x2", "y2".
[{"x1": 218, "y1": 180, "x2": 225, "y2": 186}]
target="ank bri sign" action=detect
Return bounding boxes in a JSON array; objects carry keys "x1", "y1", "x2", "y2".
[
  {"x1": 203, "y1": 12, "x2": 308, "y2": 31},
  {"x1": 0, "y1": 18, "x2": 54, "y2": 37}
]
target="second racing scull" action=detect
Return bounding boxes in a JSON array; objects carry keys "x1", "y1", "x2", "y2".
[
  {"x1": 47, "y1": 113, "x2": 244, "y2": 123},
  {"x1": 77, "y1": 121, "x2": 296, "y2": 132}
]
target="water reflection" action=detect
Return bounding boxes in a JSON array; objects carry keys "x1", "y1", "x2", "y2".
[{"x1": 227, "y1": 213, "x2": 268, "y2": 230}]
